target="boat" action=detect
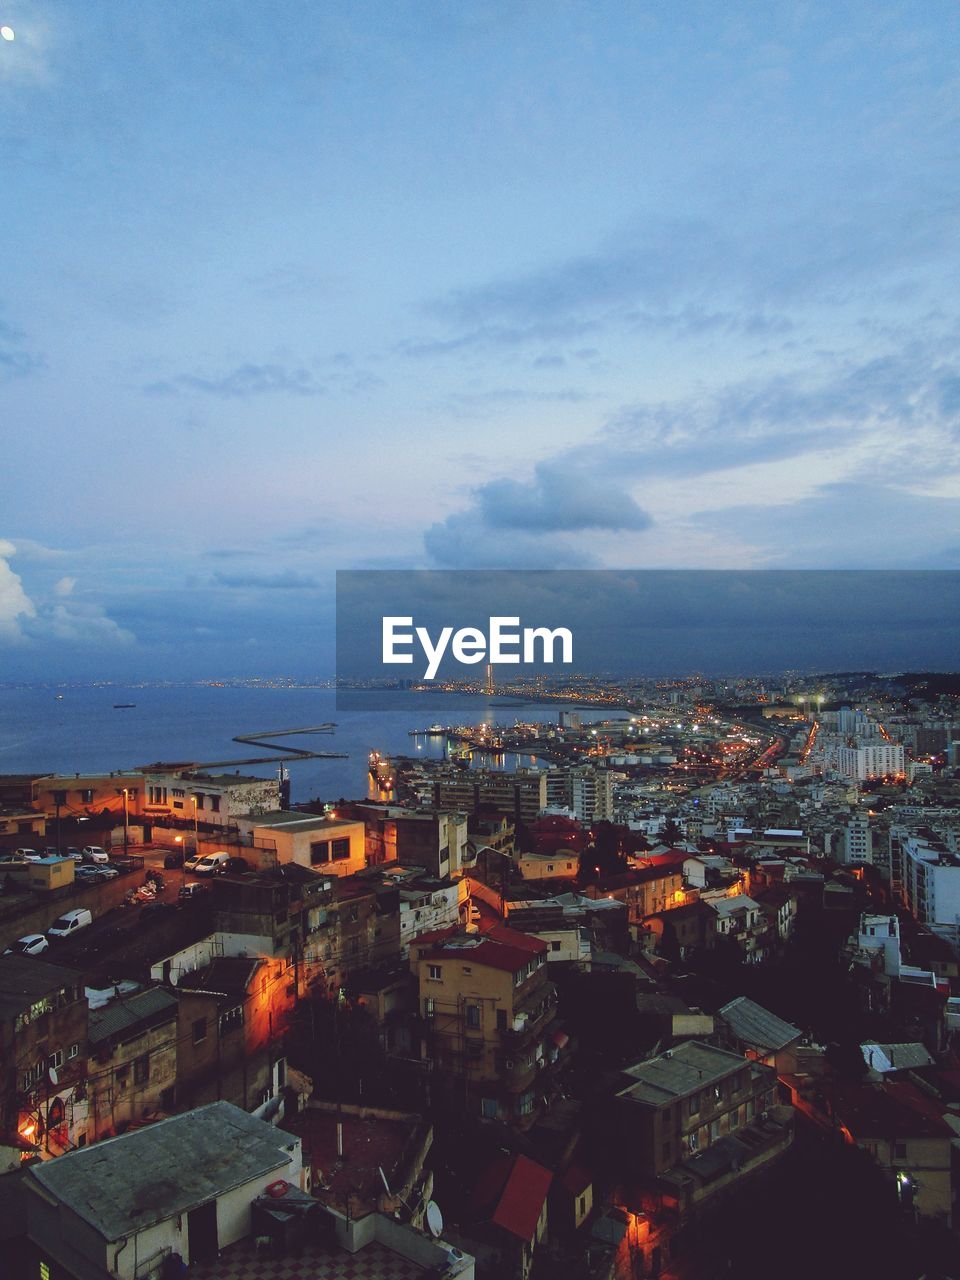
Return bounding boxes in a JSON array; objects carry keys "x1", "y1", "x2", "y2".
[{"x1": 113, "y1": 703, "x2": 137, "y2": 709}]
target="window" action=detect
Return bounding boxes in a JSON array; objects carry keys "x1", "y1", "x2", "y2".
[
  {"x1": 134, "y1": 1054, "x2": 150, "y2": 1086},
  {"x1": 462, "y1": 965, "x2": 472, "y2": 975},
  {"x1": 194, "y1": 794, "x2": 205, "y2": 811},
  {"x1": 68, "y1": 1043, "x2": 79, "y2": 1060},
  {"x1": 81, "y1": 789, "x2": 94, "y2": 804},
  {"x1": 48, "y1": 1049, "x2": 63, "y2": 1071},
  {"x1": 578, "y1": 1195, "x2": 587, "y2": 1217},
  {"x1": 481, "y1": 1098, "x2": 498, "y2": 1118},
  {"x1": 551, "y1": 940, "x2": 562, "y2": 952},
  {"x1": 172, "y1": 788, "x2": 186, "y2": 798},
  {"x1": 428, "y1": 964, "x2": 442, "y2": 980},
  {"x1": 465, "y1": 1004, "x2": 481, "y2": 1029},
  {"x1": 192, "y1": 1017, "x2": 208, "y2": 1045},
  {"x1": 497, "y1": 1008, "x2": 508, "y2": 1030},
  {"x1": 424, "y1": 997, "x2": 435, "y2": 1016},
  {"x1": 219, "y1": 1005, "x2": 243, "y2": 1033},
  {"x1": 894, "y1": 1142, "x2": 908, "y2": 1159},
  {"x1": 210, "y1": 795, "x2": 221, "y2": 813},
  {"x1": 689, "y1": 1093, "x2": 700, "y2": 1117},
  {"x1": 310, "y1": 840, "x2": 330, "y2": 865},
  {"x1": 331, "y1": 838, "x2": 350, "y2": 861}
]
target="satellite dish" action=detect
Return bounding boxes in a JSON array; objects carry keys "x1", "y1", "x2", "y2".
[
  {"x1": 49, "y1": 1067, "x2": 59, "y2": 1086},
  {"x1": 425, "y1": 1200, "x2": 444, "y2": 1239}
]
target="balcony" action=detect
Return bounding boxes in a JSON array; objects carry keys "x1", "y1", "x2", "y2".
[{"x1": 500, "y1": 994, "x2": 557, "y2": 1047}]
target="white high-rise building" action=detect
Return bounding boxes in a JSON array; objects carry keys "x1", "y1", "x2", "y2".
[{"x1": 837, "y1": 741, "x2": 904, "y2": 781}]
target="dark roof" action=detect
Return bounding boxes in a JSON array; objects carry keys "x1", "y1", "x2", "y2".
[
  {"x1": 0, "y1": 954, "x2": 82, "y2": 1021},
  {"x1": 88, "y1": 987, "x2": 179, "y2": 1047},
  {"x1": 177, "y1": 956, "x2": 262, "y2": 998},
  {"x1": 718, "y1": 996, "x2": 801, "y2": 1053},
  {"x1": 26, "y1": 1102, "x2": 297, "y2": 1241}
]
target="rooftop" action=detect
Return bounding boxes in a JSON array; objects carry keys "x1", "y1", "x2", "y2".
[
  {"x1": 718, "y1": 996, "x2": 802, "y2": 1053},
  {"x1": 0, "y1": 954, "x2": 82, "y2": 1020},
  {"x1": 618, "y1": 1041, "x2": 756, "y2": 1107},
  {"x1": 88, "y1": 986, "x2": 178, "y2": 1047},
  {"x1": 26, "y1": 1102, "x2": 297, "y2": 1242},
  {"x1": 247, "y1": 810, "x2": 360, "y2": 832},
  {"x1": 187, "y1": 1236, "x2": 427, "y2": 1280}
]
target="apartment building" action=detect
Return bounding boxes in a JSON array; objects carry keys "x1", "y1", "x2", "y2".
[
  {"x1": 614, "y1": 1040, "x2": 791, "y2": 1218},
  {"x1": 0, "y1": 955, "x2": 88, "y2": 1158},
  {"x1": 410, "y1": 924, "x2": 564, "y2": 1124}
]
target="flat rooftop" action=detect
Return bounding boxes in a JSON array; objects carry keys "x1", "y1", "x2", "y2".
[
  {"x1": 188, "y1": 1235, "x2": 426, "y2": 1280},
  {"x1": 26, "y1": 1102, "x2": 297, "y2": 1242},
  {"x1": 283, "y1": 1108, "x2": 418, "y2": 1213}
]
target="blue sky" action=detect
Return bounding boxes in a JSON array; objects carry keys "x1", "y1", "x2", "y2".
[{"x1": 1, "y1": 1, "x2": 958, "y2": 677}]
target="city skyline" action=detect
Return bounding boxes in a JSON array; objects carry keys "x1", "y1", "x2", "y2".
[{"x1": 2, "y1": 1, "x2": 959, "y2": 679}]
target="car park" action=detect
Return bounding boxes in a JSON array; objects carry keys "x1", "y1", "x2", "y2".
[
  {"x1": 47, "y1": 908, "x2": 93, "y2": 938},
  {"x1": 183, "y1": 851, "x2": 208, "y2": 872},
  {"x1": 3, "y1": 934, "x2": 49, "y2": 956},
  {"x1": 178, "y1": 881, "x2": 208, "y2": 900},
  {"x1": 82, "y1": 846, "x2": 110, "y2": 863}
]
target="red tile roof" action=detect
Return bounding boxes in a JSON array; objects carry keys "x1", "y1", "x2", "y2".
[
  {"x1": 415, "y1": 924, "x2": 547, "y2": 974},
  {"x1": 490, "y1": 1155, "x2": 552, "y2": 1242}
]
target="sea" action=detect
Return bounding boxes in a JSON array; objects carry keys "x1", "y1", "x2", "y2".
[{"x1": 0, "y1": 685, "x2": 621, "y2": 804}]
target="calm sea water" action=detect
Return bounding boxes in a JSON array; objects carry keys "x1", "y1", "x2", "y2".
[{"x1": 0, "y1": 686, "x2": 617, "y2": 803}]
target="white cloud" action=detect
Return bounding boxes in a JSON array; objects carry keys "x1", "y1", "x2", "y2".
[{"x1": 0, "y1": 540, "x2": 36, "y2": 641}]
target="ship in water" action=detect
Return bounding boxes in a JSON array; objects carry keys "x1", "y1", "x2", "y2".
[{"x1": 113, "y1": 703, "x2": 137, "y2": 709}]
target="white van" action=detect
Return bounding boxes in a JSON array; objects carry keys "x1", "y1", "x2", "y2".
[
  {"x1": 82, "y1": 846, "x2": 110, "y2": 864},
  {"x1": 193, "y1": 852, "x2": 230, "y2": 876},
  {"x1": 47, "y1": 908, "x2": 93, "y2": 938}
]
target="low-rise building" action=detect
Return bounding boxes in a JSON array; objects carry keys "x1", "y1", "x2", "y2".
[
  {"x1": 0, "y1": 955, "x2": 88, "y2": 1157},
  {"x1": 87, "y1": 986, "x2": 179, "y2": 1140},
  {"x1": 24, "y1": 1100, "x2": 307, "y2": 1276}
]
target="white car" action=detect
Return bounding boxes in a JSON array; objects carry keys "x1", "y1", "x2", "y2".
[
  {"x1": 3, "y1": 934, "x2": 49, "y2": 956},
  {"x1": 82, "y1": 846, "x2": 110, "y2": 864},
  {"x1": 14, "y1": 848, "x2": 43, "y2": 863}
]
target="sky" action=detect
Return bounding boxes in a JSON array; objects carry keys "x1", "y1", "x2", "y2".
[{"x1": 1, "y1": 1, "x2": 959, "y2": 679}]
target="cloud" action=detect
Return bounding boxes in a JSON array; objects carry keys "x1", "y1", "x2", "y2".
[
  {"x1": 423, "y1": 462, "x2": 651, "y2": 568},
  {"x1": 474, "y1": 462, "x2": 651, "y2": 534},
  {"x1": 0, "y1": 317, "x2": 44, "y2": 382},
  {"x1": 422, "y1": 340, "x2": 960, "y2": 569},
  {"x1": 144, "y1": 363, "x2": 326, "y2": 399},
  {"x1": 0, "y1": 540, "x2": 36, "y2": 641},
  {"x1": 54, "y1": 576, "x2": 76, "y2": 596},
  {"x1": 423, "y1": 513, "x2": 599, "y2": 569},
  {"x1": 212, "y1": 570, "x2": 319, "y2": 590},
  {"x1": 25, "y1": 601, "x2": 135, "y2": 647}
]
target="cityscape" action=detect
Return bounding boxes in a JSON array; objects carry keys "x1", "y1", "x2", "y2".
[
  {"x1": 3, "y1": 3, "x2": 960, "y2": 1279},
  {"x1": 0, "y1": 669, "x2": 959, "y2": 1278}
]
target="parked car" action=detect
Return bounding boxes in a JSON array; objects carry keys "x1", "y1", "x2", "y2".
[
  {"x1": 3, "y1": 933, "x2": 49, "y2": 956},
  {"x1": 0, "y1": 852, "x2": 27, "y2": 866},
  {"x1": 14, "y1": 848, "x2": 42, "y2": 862},
  {"x1": 97, "y1": 866, "x2": 120, "y2": 880},
  {"x1": 163, "y1": 849, "x2": 185, "y2": 869},
  {"x1": 192, "y1": 852, "x2": 230, "y2": 876},
  {"x1": 74, "y1": 864, "x2": 100, "y2": 877},
  {"x1": 41, "y1": 847, "x2": 60, "y2": 858},
  {"x1": 82, "y1": 846, "x2": 110, "y2": 864},
  {"x1": 47, "y1": 908, "x2": 93, "y2": 938},
  {"x1": 227, "y1": 856, "x2": 249, "y2": 874},
  {"x1": 178, "y1": 881, "x2": 208, "y2": 901},
  {"x1": 66, "y1": 847, "x2": 84, "y2": 862}
]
